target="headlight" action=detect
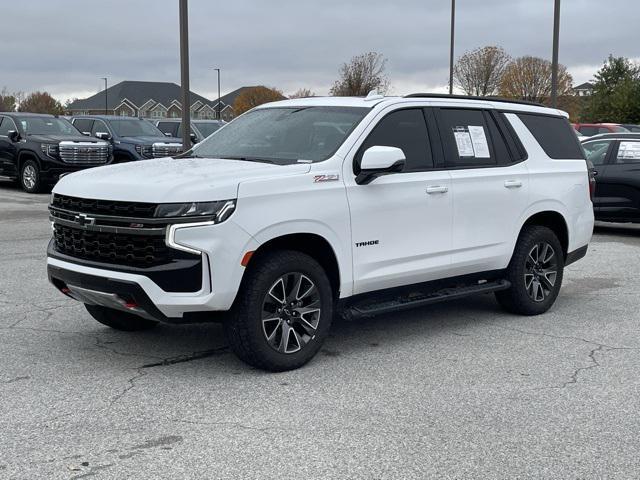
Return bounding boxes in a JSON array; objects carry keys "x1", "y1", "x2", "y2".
[
  {"x1": 135, "y1": 144, "x2": 153, "y2": 157},
  {"x1": 40, "y1": 143, "x2": 59, "y2": 157},
  {"x1": 154, "y1": 199, "x2": 236, "y2": 222}
]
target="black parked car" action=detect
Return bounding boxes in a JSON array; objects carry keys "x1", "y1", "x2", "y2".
[
  {"x1": 70, "y1": 116, "x2": 183, "y2": 163},
  {"x1": 0, "y1": 112, "x2": 112, "y2": 193},
  {"x1": 154, "y1": 119, "x2": 225, "y2": 143},
  {"x1": 581, "y1": 133, "x2": 640, "y2": 223}
]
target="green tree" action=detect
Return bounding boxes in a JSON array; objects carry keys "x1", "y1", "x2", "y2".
[
  {"x1": 17, "y1": 91, "x2": 65, "y2": 114},
  {"x1": 586, "y1": 55, "x2": 640, "y2": 123}
]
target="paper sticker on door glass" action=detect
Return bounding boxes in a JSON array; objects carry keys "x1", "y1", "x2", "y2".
[
  {"x1": 468, "y1": 125, "x2": 490, "y2": 158},
  {"x1": 618, "y1": 141, "x2": 640, "y2": 160},
  {"x1": 453, "y1": 127, "x2": 475, "y2": 157}
]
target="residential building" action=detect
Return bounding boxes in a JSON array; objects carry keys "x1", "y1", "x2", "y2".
[{"x1": 573, "y1": 82, "x2": 594, "y2": 97}]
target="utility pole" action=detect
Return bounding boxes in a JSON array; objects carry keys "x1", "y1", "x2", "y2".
[
  {"x1": 551, "y1": 0, "x2": 561, "y2": 108},
  {"x1": 213, "y1": 68, "x2": 221, "y2": 120},
  {"x1": 179, "y1": 0, "x2": 191, "y2": 150},
  {"x1": 449, "y1": 0, "x2": 455, "y2": 95},
  {"x1": 101, "y1": 77, "x2": 108, "y2": 115}
]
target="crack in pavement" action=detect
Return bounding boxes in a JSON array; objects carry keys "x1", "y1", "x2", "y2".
[
  {"x1": 139, "y1": 346, "x2": 229, "y2": 369},
  {"x1": 170, "y1": 418, "x2": 277, "y2": 433},
  {"x1": 2, "y1": 375, "x2": 30, "y2": 384}
]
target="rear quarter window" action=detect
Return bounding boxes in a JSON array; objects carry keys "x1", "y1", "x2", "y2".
[{"x1": 518, "y1": 113, "x2": 585, "y2": 159}]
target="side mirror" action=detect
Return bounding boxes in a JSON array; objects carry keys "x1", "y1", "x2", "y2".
[
  {"x1": 190, "y1": 132, "x2": 198, "y2": 143},
  {"x1": 164, "y1": 132, "x2": 172, "y2": 137},
  {"x1": 81, "y1": 131, "x2": 91, "y2": 136},
  {"x1": 95, "y1": 132, "x2": 111, "y2": 140},
  {"x1": 7, "y1": 130, "x2": 19, "y2": 142},
  {"x1": 356, "y1": 146, "x2": 406, "y2": 185}
]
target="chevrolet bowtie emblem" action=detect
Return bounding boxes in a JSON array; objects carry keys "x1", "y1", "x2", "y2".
[{"x1": 74, "y1": 213, "x2": 96, "y2": 227}]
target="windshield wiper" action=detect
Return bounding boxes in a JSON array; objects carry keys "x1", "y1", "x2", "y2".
[{"x1": 221, "y1": 156, "x2": 277, "y2": 164}]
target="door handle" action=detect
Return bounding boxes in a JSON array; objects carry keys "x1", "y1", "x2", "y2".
[
  {"x1": 426, "y1": 185, "x2": 448, "y2": 194},
  {"x1": 504, "y1": 180, "x2": 523, "y2": 188}
]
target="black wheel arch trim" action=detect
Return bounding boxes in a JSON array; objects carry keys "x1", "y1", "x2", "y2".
[{"x1": 565, "y1": 245, "x2": 588, "y2": 266}]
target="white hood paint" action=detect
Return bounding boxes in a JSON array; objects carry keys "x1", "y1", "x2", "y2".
[{"x1": 53, "y1": 157, "x2": 311, "y2": 203}]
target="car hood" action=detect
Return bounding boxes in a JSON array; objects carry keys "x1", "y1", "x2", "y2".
[
  {"x1": 118, "y1": 136, "x2": 182, "y2": 145},
  {"x1": 53, "y1": 157, "x2": 311, "y2": 202},
  {"x1": 27, "y1": 134, "x2": 107, "y2": 144}
]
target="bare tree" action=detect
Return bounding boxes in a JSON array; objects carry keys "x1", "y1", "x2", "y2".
[
  {"x1": 0, "y1": 87, "x2": 19, "y2": 112},
  {"x1": 289, "y1": 88, "x2": 315, "y2": 99},
  {"x1": 330, "y1": 52, "x2": 390, "y2": 96},
  {"x1": 499, "y1": 56, "x2": 573, "y2": 103},
  {"x1": 453, "y1": 46, "x2": 511, "y2": 96}
]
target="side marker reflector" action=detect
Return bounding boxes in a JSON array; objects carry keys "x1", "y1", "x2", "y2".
[{"x1": 241, "y1": 251, "x2": 254, "y2": 267}]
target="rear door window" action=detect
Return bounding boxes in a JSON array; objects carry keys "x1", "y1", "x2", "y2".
[
  {"x1": 518, "y1": 114, "x2": 584, "y2": 159},
  {"x1": 437, "y1": 108, "x2": 497, "y2": 167},
  {"x1": 616, "y1": 141, "x2": 640, "y2": 164},
  {"x1": 356, "y1": 108, "x2": 433, "y2": 173}
]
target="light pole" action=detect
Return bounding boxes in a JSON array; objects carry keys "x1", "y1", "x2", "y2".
[
  {"x1": 213, "y1": 68, "x2": 221, "y2": 120},
  {"x1": 179, "y1": 0, "x2": 191, "y2": 150},
  {"x1": 100, "y1": 77, "x2": 108, "y2": 114},
  {"x1": 448, "y1": 0, "x2": 455, "y2": 95},
  {"x1": 551, "y1": 0, "x2": 561, "y2": 107}
]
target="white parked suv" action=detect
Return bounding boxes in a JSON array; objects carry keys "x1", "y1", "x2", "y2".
[{"x1": 47, "y1": 94, "x2": 594, "y2": 371}]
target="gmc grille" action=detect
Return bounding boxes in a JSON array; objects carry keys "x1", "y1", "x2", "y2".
[
  {"x1": 152, "y1": 143, "x2": 182, "y2": 158},
  {"x1": 59, "y1": 141, "x2": 110, "y2": 165}
]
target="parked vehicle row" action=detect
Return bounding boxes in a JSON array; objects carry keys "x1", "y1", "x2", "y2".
[
  {"x1": 573, "y1": 122, "x2": 640, "y2": 137},
  {"x1": 46, "y1": 94, "x2": 594, "y2": 371},
  {"x1": 582, "y1": 132, "x2": 640, "y2": 223}
]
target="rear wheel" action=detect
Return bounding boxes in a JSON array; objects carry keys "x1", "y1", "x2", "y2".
[
  {"x1": 84, "y1": 304, "x2": 159, "y2": 331},
  {"x1": 224, "y1": 250, "x2": 333, "y2": 371},
  {"x1": 496, "y1": 226, "x2": 564, "y2": 315},
  {"x1": 20, "y1": 159, "x2": 42, "y2": 193}
]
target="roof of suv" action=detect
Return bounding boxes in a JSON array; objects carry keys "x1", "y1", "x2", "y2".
[
  {"x1": 0, "y1": 112, "x2": 57, "y2": 118},
  {"x1": 71, "y1": 115, "x2": 152, "y2": 121},
  {"x1": 258, "y1": 95, "x2": 568, "y2": 117},
  {"x1": 581, "y1": 132, "x2": 640, "y2": 142}
]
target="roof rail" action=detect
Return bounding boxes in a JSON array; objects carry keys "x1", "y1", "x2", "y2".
[{"x1": 404, "y1": 93, "x2": 545, "y2": 107}]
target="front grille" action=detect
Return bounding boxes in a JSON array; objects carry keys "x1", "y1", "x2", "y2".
[
  {"x1": 59, "y1": 142, "x2": 110, "y2": 165},
  {"x1": 53, "y1": 224, "x2": 172, "y2": 267},
  {"x1": 152, "y1": 143, "x2": 182, "y2": 158},
  {"x1": 52, "y1": 194, "x2": 158, "y2": 218}
]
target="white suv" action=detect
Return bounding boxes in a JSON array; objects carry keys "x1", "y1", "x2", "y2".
[{"x1": 47, "y1": 94, "x2": 594, "y2": 371}]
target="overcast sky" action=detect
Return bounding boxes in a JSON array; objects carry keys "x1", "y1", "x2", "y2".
[{"x1": 3, "y1": 0, "x2": 638, "y2": 103}]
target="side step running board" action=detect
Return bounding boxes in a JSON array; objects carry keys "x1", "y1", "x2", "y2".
[{"x1": 346, "y1": 279, "x2": 511, "y2": 319}]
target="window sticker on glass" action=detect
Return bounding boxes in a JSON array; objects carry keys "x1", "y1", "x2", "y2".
[
  {"x1": 453, "y1": 127, "x2": 475, "y2": 157},
  {"x1": 468, "y1": 125, "x2": 490, "y2": 158},
  {"x1": 618, "y1": 141, "x2": 640, "y2": 160}
]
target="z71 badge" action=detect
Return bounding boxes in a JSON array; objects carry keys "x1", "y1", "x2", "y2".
[{"x1": 314, "y1": 174, "x2": 339, "y2": 183}]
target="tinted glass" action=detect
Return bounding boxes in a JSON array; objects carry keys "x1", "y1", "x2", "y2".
[
  {"x1": 91, "y1": 120, "x2": 109, "y2": 136},
  {"x1": 518, "y1": 114, "x2": 584, "y2": 159},
  {"x1": 73, "y1": 119, "x2": 93, "y2": 134},
  {"x1": 582, "y1": 140, "x2": 612, "y2": 165},
  {"x1": 485, "y1": 113, "x2": 511, "y2": 163},
  {"x1": 579, "y1": 126, "x2": 599, "y2": 136},
  {"x1": 157, "y1": 121, "x2": 179, "y2": 137},
  {"x1": 108, "y1": 119, "x2": 164, "y2": 137},
  {"x1": 0, "y1": 117, "x2": 14, "y2": 136},
  {"x1": 191, "y1": 106, "x2": 369, "y2": 164},
  {"x1": 17, "y1": 116, "x2": 79, "y2": 135},
  {"x1": 439, "y1": 108, "x2": 496, "y2": 167},
  {"x1": 195, "y1": 122, "x2": 222, "y2": 137},
  {"x1": 612, "y1": 126, "x2": 630, "y2": 133},
  {"x1": 357, "y1": 109, "x2": 433, "y2": 172},
  {"x1": 616, "y1": 141, "x2": 640, "y2": 164}
]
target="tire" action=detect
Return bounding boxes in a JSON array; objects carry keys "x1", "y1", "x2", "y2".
[
  {"x1": 84, "y1": 304, "x2": 159, "y2": 331},
  {"x1": 224, "y1": 250, "x2": 334, "y2": 372},
  {"x1": 20, "y1": 159, "x2": 42, "y2": 193},
  {"x1": 496, "y1": 225, "x2": 564, "y2": 315}
]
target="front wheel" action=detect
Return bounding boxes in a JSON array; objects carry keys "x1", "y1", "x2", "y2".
[
  {"x1": 496, "y1": 226, "x2": 564, "y2": 315},
  {"x1": 20, "y1": 159, "x2": 42, "y2": 193},
  {"x1": 224, "y1": 250, "x2": 334, "y2": 371},
  {"x1": 85, "y1": 304, "x2": 159, "y2": 331}
]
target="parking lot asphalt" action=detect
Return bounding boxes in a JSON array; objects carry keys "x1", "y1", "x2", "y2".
[{"x1": 0, "y1": 178, "x2": 639, "y2": 479}]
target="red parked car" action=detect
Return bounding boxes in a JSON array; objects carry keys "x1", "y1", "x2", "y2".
[{"x1": 573, "y1": 123, "x2": 629, "y2": 137}]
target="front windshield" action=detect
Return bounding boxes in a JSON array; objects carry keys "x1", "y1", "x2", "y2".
[
  {"x1": 189, "y1": 106, "x2": 370, "y2": 164},
  {"x1": 108, "y1": 118, "x2": 165, "y2": 137},
  {"x1": 194, "y1": 122, "x2": 222, "y2": 138},
  {"x1": 18, "y1": 116, "x2": 79, "y2": 136}
]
